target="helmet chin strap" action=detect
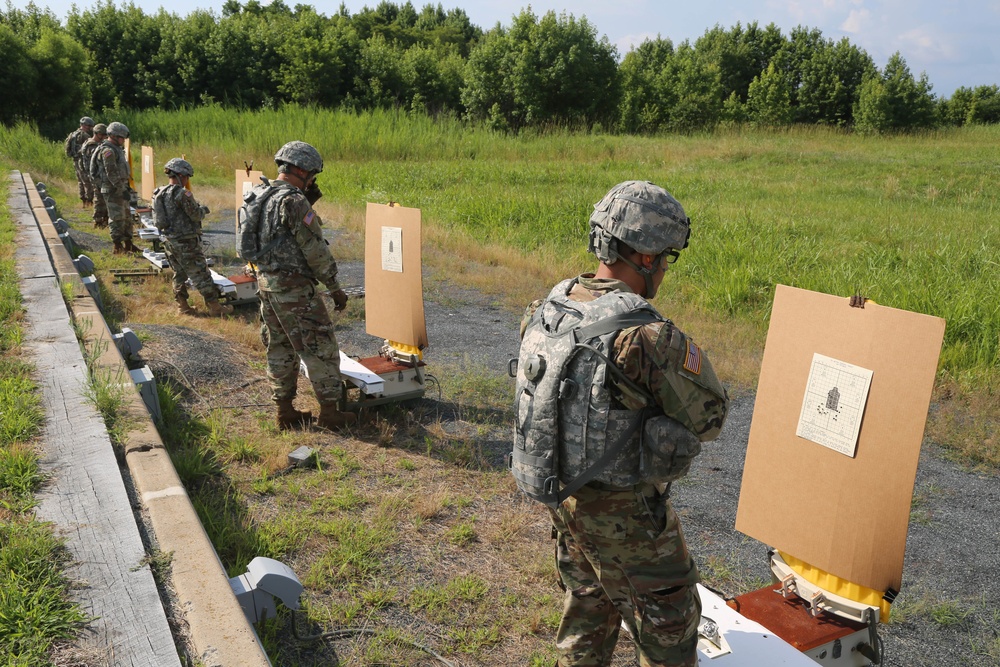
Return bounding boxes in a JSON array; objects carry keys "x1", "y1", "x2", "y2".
[{"x1": 616, "y1": 253, "x2": 660, "y2": 298}]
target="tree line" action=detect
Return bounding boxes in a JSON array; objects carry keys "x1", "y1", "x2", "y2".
[{"x1": 2, "y1": 0, "x2": 999, "y2": 136}]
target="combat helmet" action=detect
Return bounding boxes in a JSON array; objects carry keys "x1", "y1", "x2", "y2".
[
  {"x1": 164, "y1": 157, "x2": 194, "y2": 177},
  {"x1": 588, "y1": 180, "x2": 691, "y2": 296},
  {"x1": 274, "y1": 141, "x2": 323, "y2": 174},
  {"x1": 93, "y1": 123, "x2": 108, "y2": 135},
  {"x1": 80, "y1": 116, "x2": 95, "y2": 126},
  {"x1": 106, "y1": 122, "x2": 130, "y2": 138}
]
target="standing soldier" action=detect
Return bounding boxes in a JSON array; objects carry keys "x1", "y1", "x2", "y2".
[
  {"x1": 248, "y1": 141, "x2": 356, "y2": 431},
  {"x1": 81, "y1": 123, "x2": 109, "y2": 228},
  {"x1": 93, "y1": 122, "x2": 141, "y2": 254},
  {"x1": 511, "y1": 181, "x2": 729, "y2": 667},
  {"x1": 152, "y1": 158, "x2": 233, "y2": 317},
  {"x1": 65, "y1": 116, "x2": 95, "y2": 208}
]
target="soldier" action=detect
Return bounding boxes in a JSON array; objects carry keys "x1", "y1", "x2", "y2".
[
  {"x1": 81, "y1": 123, "x2": 109, "y2": 228},
  {"x1": 252, "y1": 141, "x2": 356, "y2": 430},
  {"x1": 93, "y1": 121, "x2": 141, "y2": 254},
  {"x1": 152, "y1": 158, "x2": 233, "y2": 317},
  {"x1": 65, "y1": 116, "x2": 95, "y2": 208},
  {"x1": 512, "y1": 181, "x2": 729, "y2": 667}
]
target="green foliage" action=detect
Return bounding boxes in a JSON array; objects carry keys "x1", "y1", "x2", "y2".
[
  {"x1": 746, "y1": 62, "x2": 792, "y2": 127},
  {"x1": 0, "y1": 26, "x2": 37, "y2": 126},
  {"x1": 856, "y1": 52, "x2": 937, "y2": 134},
  {"x1": 27, "y1": 30, "x2": 90, "y2": 125},
  {"x1": 462, "y1": 8, "x2": 619, "y2": 131},
  {"x1": 797, "y1": 38, "x2": 875, "y2": 125},
  {"x1": 940, "y1": 85, "x2": 1000, "y2": 126}
]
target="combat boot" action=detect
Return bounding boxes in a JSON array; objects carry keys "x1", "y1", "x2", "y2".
[
  {"x1": 125, "y1": 239, "x2": 143, "y2": 254},
  {"x1": 175, "y1": 294, "x2": 196, "y2": 315},
  {"x1": 316, "y1": 400, "x2": 358, "y2": 430},
  {"x1": 205, "y1": 298, "x2": 233, "y2": 317},
  {"x1": 112, "y1": 240, "x2": 124, "y2": 255},
  {"x1": 276, "y1": 399, "x2": 312, "y2": 430}
]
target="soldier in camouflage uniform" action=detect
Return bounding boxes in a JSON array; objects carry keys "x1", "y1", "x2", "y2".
[
  {"x1": 93, "y1": 122, "x2": 141, "y2": 254},
  {"x1": 516, "y1": 181, "x2": 729, "y2": 667},
  {"x1": 255, "y1": 141, "x2": 357, "y2": 431},
  {"x1": 152, "y1": 158, "x2": 233, "y2": 317},
  {"x1": 65, "y1": 116, "x2": 95, "y2": 207},
  {"x1": 81, "y1": 124, "x2": 109, "y2": 228}
]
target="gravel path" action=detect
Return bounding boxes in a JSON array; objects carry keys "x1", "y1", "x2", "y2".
[{"x1": 103, "y1": 211, "x2": 999, "y2": 667}]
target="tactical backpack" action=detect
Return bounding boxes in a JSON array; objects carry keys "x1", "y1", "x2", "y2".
[
  {"x1": 236, "y1": 178, "x2": 294, "y2": 265},
  {"x1": 88, "y1": 144, "x2": 105, "y2": 182},
  {"x1": 509, "y1": 281, "x2": 658, "y2": 507}
]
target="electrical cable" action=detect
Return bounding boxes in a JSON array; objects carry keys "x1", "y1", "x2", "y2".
[{"x1": 290, "y1": 610, "x2": 456, "y2": 666}]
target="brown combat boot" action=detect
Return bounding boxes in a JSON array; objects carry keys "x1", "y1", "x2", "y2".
[
  {"x1": 276, "y1": 399, "x2": 313, "y2": 430},
  {"x1": 205, "y1": 298, "x2": 233, "y2": 317},
  {"x1": 125, "y1": 239, "x2": 143, "y2": 254},
  {"x1": 112, "y1": 240, "x2": 124, "y2": 255},
  {"x1": 316, "y1": 400, "x2": 358, "y2": 430},
  {"x1": 175, "y1": 294, "x2": 196, "y2": 315}
]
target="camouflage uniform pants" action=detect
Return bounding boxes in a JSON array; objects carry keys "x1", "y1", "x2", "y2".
[
  {"x1": 549, "y1": 483, "x2": 701, "y2": 667},
  {"x1": 259, "y1": 285, "x2": 342, "y2": 404},
  {"x1": 164, "y1": 236, "x2": 217, "y2": 300},
  {"x1": 93, "y1": 190, "x2": 108, "y2": 225},
  {"x1": 103, "y1": 187, "x2": 132, "y2": 243},
  {"x1": 74, "y1": 157, "x2": 94, "y2": 202}
]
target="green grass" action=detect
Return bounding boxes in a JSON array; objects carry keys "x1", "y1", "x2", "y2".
[
  {"x1": 0, "y1": 169, "x2": 88, "y2": 665},
  {"x1": 6, "y1": 111, "x2": 996, "y2": 386}
]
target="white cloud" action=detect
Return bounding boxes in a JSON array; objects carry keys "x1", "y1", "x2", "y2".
[
  {"x1": 896, "y1": 27, "x2": 960, "y2": 62},
  {"x1": 841, "y1": 8, "x2": 870, "y2": 33},
  {"x1": 616, "y1": 32, "x2": 659, "y2": 55}
]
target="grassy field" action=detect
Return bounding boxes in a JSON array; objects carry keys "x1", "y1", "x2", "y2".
[
  {"x1": 0, "y1": 170, "x2": 88, "y2": 665},
  {"x1": 5, "y1": 111, "x2": 998, "y2": 462},
  {"x1": 3, "y1": 114, "x2": 999, "y2": 664}
]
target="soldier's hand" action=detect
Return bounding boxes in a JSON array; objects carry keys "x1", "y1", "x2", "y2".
[
  {"x1": 304, "y1": 182, "x2": 323, "y2": 205},
  {"x1": 331, "y1": 288, "x2": 349, "y2": 312},
  {"x1": 200, "y1": 204, "x2": 210, "y2": 215}
]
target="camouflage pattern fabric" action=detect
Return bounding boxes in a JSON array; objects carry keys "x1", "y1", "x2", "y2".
[
  {"x1": 92, "y1": 190, "x2": 108, "y2": 226},
  {"x1": 256, "y1": 181, "x2": 343, "y2": 405},
  {"x1": 520, "y1": 273, "x2": 728, "y2": 666},
  {"x1": 255, "y1": 186, "x2": 339, "y2": 290},
  {"x1": 153, "y1": 183, "x2": 206, "y2": 239},
  {"x1": 164, "y1": 237, "x2": 217, "y2": 299},
  {"x1": 95, "y1": 140, "x2": 132, "y2": 243},
  {"x1": 152, "y1": 184, "x2": 215, "y2": 298},
  {"x1": 65, "y1": 128, "x2": 93, "y2": 201},
  {"x1": 80, "y1": 138, "x2": 103, "y2": 211},
  {"x1": 550, "y1": 483, "x2": 700, "y2": 667},
  {"x1": 259, "y1": 285, "x2": 341, "y2": 404}
]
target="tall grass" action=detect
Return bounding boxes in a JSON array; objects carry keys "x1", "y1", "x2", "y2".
[{"x1": 3, "y1": 113, "x2": 999, "y2": 383}]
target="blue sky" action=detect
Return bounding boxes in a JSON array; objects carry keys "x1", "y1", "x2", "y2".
[{"x1": 16, "y1": 0, "x2": 999, "y2": 96}]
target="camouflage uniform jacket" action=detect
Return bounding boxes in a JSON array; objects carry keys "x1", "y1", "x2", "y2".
[
  {"x1": 80, "y1": 137, "x2": 102, "y2": 169},
  {"x1": 93, "y1": 139, "x2": 129, "y2": 191},
  {"x1": 153, "y1": 184, "x2": 206, "y2": 240},
  {"x1": 255, "y1": 182, "x2": 339, "y2": 293},
  {"x1": 519, "y1": 274, "x2": 728, "y2": 489},
  {"x1": 64, "y1": 128, "x2": 92, "y2": 159}
]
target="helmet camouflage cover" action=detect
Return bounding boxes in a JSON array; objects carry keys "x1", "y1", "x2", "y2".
[
  {"x1": 164, "y1": 157, "x2": 194, "y2": 177},
  {"x1": 274, "y1": 141, "x2": 323, "y2": 173},
  {"x1": 80, "y1": 116, "x2": 95, "y2": 126},
  {"x1": 106, "y1": 121, "x2": 129, "y2": 138},
  {"x1": 93, "y1": 123, "x2": 108, "y2": 134},
  {"x1": 588, "y1": 180, "x2": 691, "y2": 265}
]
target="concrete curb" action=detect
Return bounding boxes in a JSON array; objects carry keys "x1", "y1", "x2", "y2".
[{"x1": 13, "y1": 172, "x2": 271, "y2": 667}]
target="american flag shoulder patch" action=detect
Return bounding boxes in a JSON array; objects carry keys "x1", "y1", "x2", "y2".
[
  {"x1": 683, "y1": 339, "x2": 702, "y2": 375},
  {"x1": 303, "y1": 211, "x2": 315, "y2": 226}
]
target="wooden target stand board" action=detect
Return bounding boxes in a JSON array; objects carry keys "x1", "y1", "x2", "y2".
[{"x1": 700, "y1": 284, "x2": 945, "y2": 666}]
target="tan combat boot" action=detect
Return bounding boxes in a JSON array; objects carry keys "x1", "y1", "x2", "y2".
[
  {"x1": 175, "y1": 294, "x2": 196, "y2": 315},
  {"x1": 205, "y1": 298, "x2": 233, "y2": 317},
  {"x1": 316, "y1": 400, "x2": 358, "y2": 430},
  {"x1": 276, "y1": 399, "x2": 313, "y2": 430}
]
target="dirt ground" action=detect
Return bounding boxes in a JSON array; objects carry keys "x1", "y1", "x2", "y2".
[{"x1": 68, "y1": 209, "x2": 1000, "y2": 667}]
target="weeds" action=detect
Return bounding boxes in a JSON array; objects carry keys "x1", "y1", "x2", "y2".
[{"x1": 0, "y1": 168, "x2": 87, "y2": 664}]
